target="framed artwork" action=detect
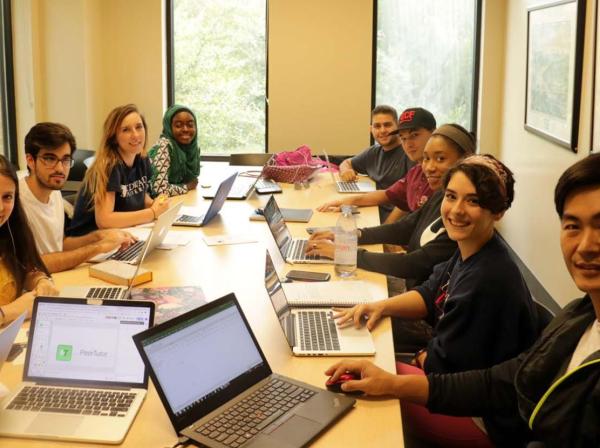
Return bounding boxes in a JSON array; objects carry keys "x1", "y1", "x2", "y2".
[
  {"x1": 524, "y1": 0, "x2": 586, "y2": 151},
  {"x1": 593, "y1": 0, "x2": 600, "y2": 152}
]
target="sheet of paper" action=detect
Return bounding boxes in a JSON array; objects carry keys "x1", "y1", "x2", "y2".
[
  {"x1": 203, "y1": 234, "x2": 258, "y2": 246},
  {"x1": 158, "y1": 231, "x2": 191, "y2": 248}
]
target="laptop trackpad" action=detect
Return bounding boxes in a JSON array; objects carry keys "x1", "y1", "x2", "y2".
[
  {"x1": 262, "y1": 414, "x2": 320, "y2": 447},
  {"x1": 27, "y1": 414, "x2": 84, "y2": 435}
]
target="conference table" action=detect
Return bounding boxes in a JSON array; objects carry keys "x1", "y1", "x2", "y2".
[{"x1": 0, "y1": 163, "x2": 404, "y2": 447}]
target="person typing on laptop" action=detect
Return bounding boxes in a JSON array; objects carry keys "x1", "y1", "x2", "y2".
[
  {"x1": 0, "y1": 155, "x2": 57, "y2": 325},
  {"x1": 68, "y1": 104, "x2": 172, "y2": 237},
  {"x1": 20, "y1": 123, "x2": 136, "y2": 273},
  {"x1": 318, "y1": 108, "x2": 438, "y2": 224}
]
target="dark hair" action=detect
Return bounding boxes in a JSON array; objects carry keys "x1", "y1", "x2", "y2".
[
  {"x1": 0, "y1": 155, "x2": 49, "y2": 293},
  {"x1": 24, "y1": 122, "x2": 77, "y2": 158},
  {"x1": 555, "y1": 153, "x2": 600, "y2": 218},
  {"x1": 371, "y1": 105, "x2": 398, "y2": 122},
  {"x1": 431, "y1": 123, "x2": 476, "y2": 157},
  {"x1": 443, "y1": 154, "x2": 515, "y2": 214}
]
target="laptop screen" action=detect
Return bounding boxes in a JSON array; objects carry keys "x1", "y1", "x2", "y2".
[
  {"x1": 263, "y1": 195, "x2": 292, "y2": 256},
  {"x1": 134, "y1": 294, "x2": 271, "y2": 430},
  {"x1": 24, "y1": 299, "x2": 152, "y2": 387},
  {"x1": 264, "y1": 251, "x2": 294, "y2": 347}
]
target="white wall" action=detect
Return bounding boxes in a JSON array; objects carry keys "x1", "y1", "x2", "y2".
[{"x1": 494, "y1": 0, "x2": 596, "y2": 306}]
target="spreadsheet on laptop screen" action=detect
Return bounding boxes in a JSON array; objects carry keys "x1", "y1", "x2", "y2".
[
  {"x1": 141, "y1": 302, "x2": 263, "y2": 416},
  {"x1": 27, "y1": 302, "x2": 150, "y2": 384}
]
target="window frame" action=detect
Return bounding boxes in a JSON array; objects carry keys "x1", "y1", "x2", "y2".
[
  {"x1": 165, "y1": 0, "x2": 269, "y2": 161},
  {"x1": 0, "y1": 0, "x2": 17, "y2": 164},
  {"x1": 371, "y1": 0, "x2": 483, "y2": 135}
]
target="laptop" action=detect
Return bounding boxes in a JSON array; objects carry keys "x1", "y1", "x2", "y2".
[
  {"x1": 60, "y1": 229, "x2": 154, "y2": 300},
  {"x1": 174, "y1": 173, "x2": 237, "y2": 227},
  {"x1": 263, "y1": 195, "x2": 329, "y2": 264},
  {"x1": 132, "y1": 293, "x2": 355, "y2": 448},
  {"x1": 0, "y1": 312, "x2": 27, "y2": 376},
  {"x1": 202, "y1": 172, "x2": 260, "y2": 200},
  {"x1": 323, "y1": 150, "x2": 375, "y2": 193},
  {"x1": 92, "y1": 201, "x2": 183, "y2": 264},
  {"x1": 265, "y1": 251, "x2": 375, "y2": 356},
  {"x1": 0, "y1": 297, "x2": 154, "y2": 444}
]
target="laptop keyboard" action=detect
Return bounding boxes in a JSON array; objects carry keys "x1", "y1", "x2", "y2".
[
  {"x1": 85, "y1": 287, "x2": 123, "y2": 299},
  {"x1": 337, "y1": 181, "x2": 360, "y2": 192},
  {"x1": 298, "y1": 310, "x2": 341, "y2": 351},
  {"x1": 176, "y1": 214, "x2": 204, "y2": 224},
  {"x1": 195, "y1": 378, "x2": 315, "y2": 447},
  {"x1": 7, "y1": 386, "x2": 136, "y2": 417},
  {"x1": 108, "y1": 239, "x2": 145, "y2": 262},
  {"x1": 288, "y1": 239, "x2": 323, "y2": 262}
]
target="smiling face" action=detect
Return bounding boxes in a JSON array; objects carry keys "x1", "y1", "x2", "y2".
[
  {"x1": 370, "y1": 113, "x2": 399, "y2": 150},
  {"x1": 398, "y1": 127, "x2": 432, "y2": 162},
  {"x1": 0, "y1": 174, "x2": 15, "y2": 228},
  {"x1": 116, "y1": 112, "x2": 146, "y2": 157},
  {"x1": 171, "y1": 110, "x2": 196, "y2": 145},
  {"x1": 441, "y1": 171, "x2": 502, "y2": 258},
  {"x1": 26, "y1": 142, "x2": 72, "y2": 191},
  {"x1": 422, "y1": 136, "x2": 463, "y2": 191},
  {"x1": 560, "y1": 187, "x2": 600, "y2": 299}
]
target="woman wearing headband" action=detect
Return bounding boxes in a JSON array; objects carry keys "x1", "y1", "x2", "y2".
[
  {"x1": 307, "y1": 123, "x2": 475, "y2": 290},
  {"x1": 0, "y1": 155, "x2": 58, "y2": 324},
  {"x1": 149, "y1": 104, "x2": 200, "y2": 197},
  {"x1": 326, "y1": 154, "x2": 600, "y2": 447}
]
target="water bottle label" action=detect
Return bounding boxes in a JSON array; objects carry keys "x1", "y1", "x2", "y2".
[{"x1": 334, "y1": 234, "x2": 357, "y2": 265}]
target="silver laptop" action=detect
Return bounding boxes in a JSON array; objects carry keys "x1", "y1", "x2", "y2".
[
  {"x1": 174, "y1": 173, "x2": 237, "y2": 227},
  {"x1": 91, "y1": 201, "x2": 183, "y2": 264},
  {"x1": 323, "y1": 150, "x2": 375, "y2": 193},
  {"x1": 202, "y1": 172, "x2": 260, "y2": 200},
  {"x1": 263, "y1": 195, "x2": 329, "y2": 264},
  {"x1": 265, "y1": 251, "x2": 375, "y2": 356},
  {"x1": 0, "y1": 297, "x2": 154, "y2": 444},
  {"x1": 0, "y1": 313, "x2": 26, "y2": 375},
  {"x1": 60, "y1": 227, "x2": 155, "y2": 300},
  {"x1": 132, "y1": 293, "x2": 355, "y2": 448}
]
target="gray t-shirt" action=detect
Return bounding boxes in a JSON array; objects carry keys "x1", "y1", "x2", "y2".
[{"x1": 350, "y1": 144, "x2": 413, "y2": 190}]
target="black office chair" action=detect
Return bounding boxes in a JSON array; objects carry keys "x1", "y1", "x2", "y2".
[
  {"x1": 229, "y1": 153, "x2": 272, "y2": 166},
  {"x1": 68, "y1": 149, "x2": 95, "y2": 182}
]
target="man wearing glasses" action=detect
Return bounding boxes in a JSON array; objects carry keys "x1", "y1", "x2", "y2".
[{"x1": 20, "y1": 122, "x2": 134, "y2": 273}]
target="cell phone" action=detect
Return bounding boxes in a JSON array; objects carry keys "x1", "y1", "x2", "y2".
[{"x1": 286, "y1": 270, "x2": 331, "y2": 282}]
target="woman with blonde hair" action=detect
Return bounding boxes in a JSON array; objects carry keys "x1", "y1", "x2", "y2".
[{"x1": 68, "y1": 104, "x2": 170, "y2": 236}]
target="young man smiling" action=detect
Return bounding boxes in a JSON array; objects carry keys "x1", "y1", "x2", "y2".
[{"x1": 20, "y1": 122, "x2": 134, "y2": 273}]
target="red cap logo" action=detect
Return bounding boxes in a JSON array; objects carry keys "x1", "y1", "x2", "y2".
[{"x1": 400, "y1": 110, "x2": 415, "y2": 123}]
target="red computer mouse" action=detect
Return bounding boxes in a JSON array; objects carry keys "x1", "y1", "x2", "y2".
[{"x1": 325, "y1": 372, "x2": 364, "y2": 395}]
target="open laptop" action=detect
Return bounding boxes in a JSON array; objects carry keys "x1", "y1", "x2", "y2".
[
  {"x1": 323, "y1": 150, "x2": 375, "y2": 193},
  {"x1": 265, "y1": 251, "x2": 375, "y2": 356},
  {"x1": 60, "y1": 228, "x2": 154, "y2": 300},
  {"x1": 0, "y1": 313, "x2": 26, "y2": 377},
  {"x1": 174, "y1": 173, "x2": 237, "y2": 227},
  {"x1": 202, "y1": 172, "x2": 260, "y2": 200},
  {"x1": 92, "y1": 201, "x2": 183, "y2": 264},
  {"x1": 0, "y1": 297, "x2": 154, "y2": 444},
  {"x1": 263, "y1": 195, "x2": 329, "y2": 264},
  {"x1": 132, "y1": 293, "x2": 355, "y2": 448}
]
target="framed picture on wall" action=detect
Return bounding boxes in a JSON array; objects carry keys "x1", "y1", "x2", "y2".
[
  {"x1": 524, "y1": 0, "x2": 586, "y2": 151},
  {"x1": 593, "y1": 0, "x2": 600, "y2": 153}
]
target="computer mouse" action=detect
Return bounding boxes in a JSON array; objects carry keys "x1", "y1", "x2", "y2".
[{"x1": 325, "y1": 372, "x2": 364, "y2": 395}]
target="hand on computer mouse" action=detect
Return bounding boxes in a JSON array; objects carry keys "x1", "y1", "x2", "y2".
[
  {"x1": 325, "y1": 360, "x2": 401, "y2": 397},
  {"x1": 326, "y1": 372, "x2": 364, "y2": 396}
]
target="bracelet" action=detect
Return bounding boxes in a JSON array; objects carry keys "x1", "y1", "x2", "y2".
[
  {"x1": 33, "y1": 275, "x2": 52, "y2": 288},
  {"x1": 0, "y1": 306, "x2": 5, "y2": 324},
  {"x1": 151, "y1": 207, "x2": 157, "y2": 220}
]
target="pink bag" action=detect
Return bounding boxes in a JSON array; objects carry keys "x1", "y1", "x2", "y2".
[{"x1": 263, "y1": 145, "x2": 323, "y2": 183}]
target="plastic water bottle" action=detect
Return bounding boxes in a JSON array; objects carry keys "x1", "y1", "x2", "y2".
[{"x1": 334, "y1": 205, "x2": 357, "y2": 277}]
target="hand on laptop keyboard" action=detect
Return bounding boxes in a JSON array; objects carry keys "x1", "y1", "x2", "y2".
[{"x1": 304, "y1": 239, "x2": 334, "y2": 260}]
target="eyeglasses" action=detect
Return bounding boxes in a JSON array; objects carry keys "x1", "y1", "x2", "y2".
[{"x1": 36, "y1": 154, "x2": 75, "y2": 168}]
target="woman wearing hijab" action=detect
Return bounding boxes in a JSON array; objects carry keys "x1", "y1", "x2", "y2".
[{"x1": 149, "y1": 105, "x2": 200, "y2": 197}]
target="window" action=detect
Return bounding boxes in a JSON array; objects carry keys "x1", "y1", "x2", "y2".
[
  {"x1": 0, "y1": 0, "x2": 17, "y2": 162},
  {"x1": 168, "y1": 0, "x2": 267, "y2": 156},
  {"x1": 375, "y1": 0, "x2": 481, "y2": 131}
]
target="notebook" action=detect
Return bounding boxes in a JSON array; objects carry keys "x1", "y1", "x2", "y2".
[
  {"x1": 174, "y1": 173, "x2": 237, "y2": 227},
  {"x1": 0, "y1": 297, "x2": 154, "y2": 444},
  {"x1": 132, "y1": 293, "x2": 355, "y2": 448},
  {"x1": 283, "y1": 279, "x2": 375, "y2": 307},
  {"x1": 249, "y1": 207, "x2": 313, "y2": 223},
  {"x1": 60, "y1": 226, "x2": 154, "y2": 300},
  {"x1": 90, "y1": 201, "x2": 183, "y2": 264},
  {"x1": 265, "y1": 251, "x2": 375, "y2": 356},
  {"x1": 263, "y1": 195, "x2": 329, "y2": 264},
  {"x1": 323, "y1": 150, "x2": 375, "y2": 193}
]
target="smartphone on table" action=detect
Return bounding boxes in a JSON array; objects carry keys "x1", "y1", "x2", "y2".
[{"x1": 285, "y1": 270, "x2": 331, "y2": 282}]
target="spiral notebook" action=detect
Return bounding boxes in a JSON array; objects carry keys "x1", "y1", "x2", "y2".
[{"x1": 282, "y1": 280, "x2": 374, "y2": 307}]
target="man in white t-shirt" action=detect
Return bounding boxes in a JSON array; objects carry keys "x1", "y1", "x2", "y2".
[{"x1": 21, "y1": 122, "x2": 135, "y2": 273}]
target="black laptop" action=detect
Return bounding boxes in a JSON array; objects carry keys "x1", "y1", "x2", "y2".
[{"x1": 132, "y1": 293, "x2": 355, "y2": 448}]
